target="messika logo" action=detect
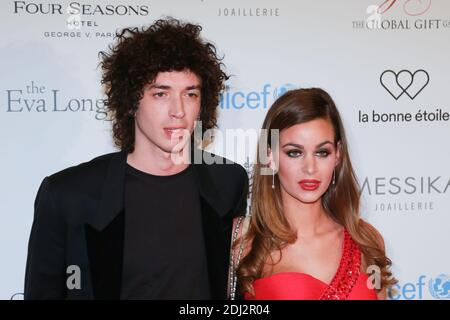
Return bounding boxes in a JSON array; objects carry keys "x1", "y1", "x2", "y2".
[{"x1": 361, "y1": 176, "x2": 450, "y2": 195}]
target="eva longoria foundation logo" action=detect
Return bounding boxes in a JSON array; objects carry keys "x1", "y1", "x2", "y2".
[{"x1": 4, "y1": 81, "x2": 108, "y2": 120}]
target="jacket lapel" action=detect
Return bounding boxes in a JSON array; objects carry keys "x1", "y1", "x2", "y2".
[
  {"x1": 191, "y1": 148, "x2": 232, "y2": 299},
  {"x1": 85, "y1": 210, "x2": 125, "y2": 299},
  {"x1": 87, "y1": 151, "x2": 127, "y2": 231},
  {"x1": 85, "y1": 151, "x2": 127, "y2": 300}
]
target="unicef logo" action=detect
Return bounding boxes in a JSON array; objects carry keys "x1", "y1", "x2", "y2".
[
  {"x1": 429, "y1": 274, "x2": 450, "y2": 299},
  {"x1": 219, "y1": 83, "x2": 298, "y2": 110},
  {"x1": 273, "y1": 83, "x2": 296, "y2": 100}
]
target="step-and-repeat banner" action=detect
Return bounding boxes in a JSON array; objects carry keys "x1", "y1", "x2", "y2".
[{"x1": 1, "y1": 0, "x2": 449, "y2": 300}]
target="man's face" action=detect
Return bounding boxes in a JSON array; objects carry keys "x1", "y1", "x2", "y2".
[{"x1": 134, "y1": 70, "x2": 202, "y2": 155}]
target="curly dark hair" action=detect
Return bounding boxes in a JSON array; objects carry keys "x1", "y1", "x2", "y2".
[{"x1": 99, "y1": 18, "x2": 229, "y2": 152}]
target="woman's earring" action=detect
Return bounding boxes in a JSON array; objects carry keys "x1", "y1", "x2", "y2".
[
  {"x1": 272, "y1": 168, "x2": 275, "y2": 189},
  {"x1": 332, "y1": 169, "x2": 336, "y2": 185}
]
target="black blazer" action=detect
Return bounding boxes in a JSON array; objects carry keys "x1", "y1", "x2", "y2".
[{"x1": 24, "y1": 149, "x2": 248, "y2": 299}]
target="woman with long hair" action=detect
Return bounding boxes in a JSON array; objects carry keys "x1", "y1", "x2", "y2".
[{"x1": 230, "y1": 88, "x2": 396, "y2": 300}]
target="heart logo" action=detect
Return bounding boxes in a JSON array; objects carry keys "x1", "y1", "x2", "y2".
[{"x1": 380, "y1": 69, "x2": 429, "y2": 100}]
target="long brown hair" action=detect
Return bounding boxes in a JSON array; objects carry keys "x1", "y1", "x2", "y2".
[{"x1": 236, "y1": 88, "x2": 396, "y2": 296}]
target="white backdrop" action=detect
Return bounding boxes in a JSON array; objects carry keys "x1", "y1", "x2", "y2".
[{"x1": 1, "y1": 0, "x2": 449, "y2": 300}]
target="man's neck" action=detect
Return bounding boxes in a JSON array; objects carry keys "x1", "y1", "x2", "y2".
[{"x1": 127, "y1": 144, "x2": 190, "y2": 176}]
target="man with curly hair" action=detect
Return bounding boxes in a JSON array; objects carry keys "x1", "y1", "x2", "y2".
[{"x1": 25, "y1": 18, "x2": 248, "y2": 300}]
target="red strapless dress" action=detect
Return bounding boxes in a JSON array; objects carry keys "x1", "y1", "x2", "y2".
[{"x1": 244, "y1": 229, "x2": 377, "y2": 300}]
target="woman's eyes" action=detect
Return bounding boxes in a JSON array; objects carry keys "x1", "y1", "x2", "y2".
[
  {"x1": 316, "y1": 150, "x2": 331, "y2": 157},
  {"x1": 286, "y1": 150, "x2": 302, "y2": 158},
  {"x1": 286, "y1": 149, "x2": 331, "y2": 158}
]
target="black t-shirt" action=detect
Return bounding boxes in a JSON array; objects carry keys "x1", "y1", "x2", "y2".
[{"x1": 120, "y1": 164, "x2": 210, "y2": 299}]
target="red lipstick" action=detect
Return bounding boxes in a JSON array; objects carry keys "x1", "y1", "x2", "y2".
[{"x1": 299, "y1": 179, "x2": 320, "y2": 191}]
